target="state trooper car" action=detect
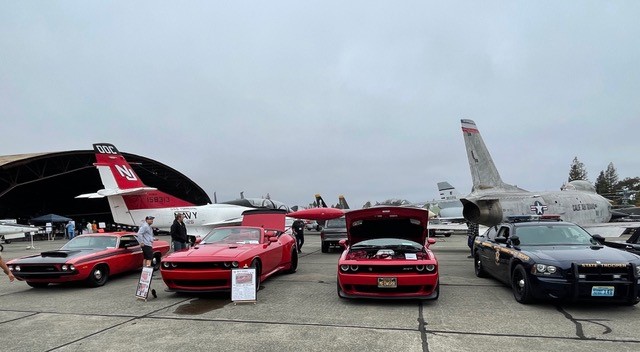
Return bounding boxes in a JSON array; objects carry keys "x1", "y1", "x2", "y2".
[{"x1": 472, "y1": 215, "x2": 640, "y2": 305}]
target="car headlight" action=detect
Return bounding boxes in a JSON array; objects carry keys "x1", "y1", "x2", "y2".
[
  {"x1": 350, "y1": 265, "x2": 359, "y2": 272},
  {"x1": 635, "y1": 265, "x2": 640, "y2": 277},
  {"x1": 223, "y1": 262, "x2": 231, "y2": 268},
  {"x1": 61, "y1": 265, "x2": 68, "y2": 271},
  {"x1": 7, "y1": 265, "x2": 13, "y2": 271},
  {"x1": 340, "y1": 264, "x2": 350, "y2": 272},
  {"x1": 14, "y1": 266, "x2": 20, "y2": 272},
  {"x1": 534, "y1": 264, "x2": 558, "y2": 275},
  {"x1": 425, "y1": 264, "x2": 436, "y2": 272},
  {"x1": 232, "y1": 261, "x2": 239, "y2": 268},
  {"x1": 171, "y1": 263, "x2": 178, "y2": 268},
  {"x1": 69, "y1": 264, "x2": 75, "y2": 271},
  {"x1": 162, "y1": 262, "x2": 170, "y2": 268},
  {"x1": 416, "y1": 265, "x2": 425, "y2": 272}
]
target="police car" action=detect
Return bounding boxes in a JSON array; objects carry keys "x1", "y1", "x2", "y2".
[{"x1": 473, "y1": 215, "x2": 640, "y2": 305}]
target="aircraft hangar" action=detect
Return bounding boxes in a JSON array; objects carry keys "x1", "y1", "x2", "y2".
[{"x1": 0, "y1": 149, "x2": 211, "y2": 227}]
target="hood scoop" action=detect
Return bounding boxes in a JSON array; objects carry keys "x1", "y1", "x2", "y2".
[{"x1": 41, "y1": 250, "x2": 79, "y2": 258}]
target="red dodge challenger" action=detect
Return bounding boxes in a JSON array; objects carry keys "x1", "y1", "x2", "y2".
[
  {"x1": 160, "y1": 209, "x2": 298, "y2": 292},
  {"x1": 336, "y1": 206, "x2": 439, "y2": 299},
  {"x1": 7, "y1": 232, "x2": 170, "y2": 288}
]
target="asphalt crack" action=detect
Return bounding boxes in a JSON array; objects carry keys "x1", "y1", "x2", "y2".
[
  {"x1": 418, "y1": 302, "x2": 430, "y2": 352},
  {"x1": 556, "y1": 305, "x2": 612, "y2": 340}
]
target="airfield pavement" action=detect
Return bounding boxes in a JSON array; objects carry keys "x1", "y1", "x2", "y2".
[{"x1": 1, "y1": 232, "x2": 640, "y2": 352}]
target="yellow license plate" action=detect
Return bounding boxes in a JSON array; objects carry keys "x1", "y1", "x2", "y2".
[{"x1": 377, "y1": 277, "x2": 397, "y2": 288}]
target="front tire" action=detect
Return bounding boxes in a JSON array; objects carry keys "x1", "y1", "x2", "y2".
[
  {"x1": 87, "y1": 265, "x2": 109, "y2": 287},
  {"x1": 474, "y1": 255, "x2": 488, "y2": 278},
  {"x1": 285, "y1": 248, "x2": 298, "y2": 274},
  {"x1": 321, "y1": 241, "x2": 330, "y2": 253},
  {"x1": 152, "y1": 253, "x2": 162, "y2": 271},
  {"x1": 251, "y1": 259, "x2": 261, "y2": 291},
  {"x1": 511, "y1": 264, "x2": 534, "y2": 304}
]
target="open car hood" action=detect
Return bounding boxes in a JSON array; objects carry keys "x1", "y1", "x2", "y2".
[{"x1": 346, "y1": 206, "x2": 429, "y2": 245}]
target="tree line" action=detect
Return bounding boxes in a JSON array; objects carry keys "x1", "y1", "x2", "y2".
[{"x1": 568, "y1": 157, "x2": 639, "y2": 207}]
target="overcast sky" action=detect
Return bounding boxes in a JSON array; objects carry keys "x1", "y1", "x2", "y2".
[{"x1": 1, "y1": 1, "x2": 639, "y2": 209}]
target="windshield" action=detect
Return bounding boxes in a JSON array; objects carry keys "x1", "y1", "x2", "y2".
[
  {"x1": 326, "y1": 217, "x2": 346, "y2": 228},
  {"x1": 201, "y1": 228, "x2": 261, "y2": 245},
  {"x1": 62, "y1": 236, "x2": 117, "y2": 250},
  {"x1": 515, "y1": 224, "x2": 598, "y2": 246},
  {"x1": 351, "y1": 238, "x2": 423, "y2": 251}
]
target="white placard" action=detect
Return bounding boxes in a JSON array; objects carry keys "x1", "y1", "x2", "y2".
[
  {"x1": 231, "y1": 268, "x2": 257, "y2": 302},
  {"x1": 405, "y1": 253, "x2": 417, "y2": 260},
  {"x1": 135, "y1": 266, "x2": 154, "y2": 301}
]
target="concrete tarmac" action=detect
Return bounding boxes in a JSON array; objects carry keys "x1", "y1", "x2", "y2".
[{"x1": 1, "y1": 233, "x2": 639, "y2": 352}]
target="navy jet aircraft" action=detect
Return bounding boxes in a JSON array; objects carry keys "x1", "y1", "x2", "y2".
[{"x1": 460, "y1": 119, "x2": 639, "y2": 237}]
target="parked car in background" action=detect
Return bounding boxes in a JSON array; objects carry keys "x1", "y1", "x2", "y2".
[
  {"x1": 7, "y1": 232, "x2": 170, "y2": 288},
  {"x1": 473, "y1": 215, "x2": 640, "y2": 305},
  {"x1": 336, "y1": 206, "x2": 439, "y2": 299},
  {"x1": 305, "y1": 220, "x2": 320, "y2": 231},
  {"x1": 321, "y1": 216, "x2": 347, "y2": 253}
]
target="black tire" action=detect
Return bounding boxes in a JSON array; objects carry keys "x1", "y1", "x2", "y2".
[
  {"x1": 444, "y1": 233, "x2": 451, "y2": 238},
  {"x1": 86, "y1": 265, "x2": 109, "y2": 287},
  {"x1": 623, "y1": 298, "x2": 640, "y2": 306},
  {"x1": 285, "y1": 248, "x2": 298, "y2": 274},
  {"x1": 4, "y1": 240, "x2": 10, "y2": 244},
  {"x1": 27, "y1": 282, "x2": 49, "y2": 288},
  {"x1": 474, "y1": 254, "x2": 488, "y2": 278},
  {"x1": 251, "y1": 259, "x2": 261, "y2": 291},
  {"x1": 511, "y1": 264, "x2": 534, "y2": 304},
  {"x1": 321, "y1": 241, "x2": 330, "y2": 253}
]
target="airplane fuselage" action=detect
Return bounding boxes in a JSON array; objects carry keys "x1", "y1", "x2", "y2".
[{"x1": 462, "y1": 189, "x2": 612, "y2": 227}]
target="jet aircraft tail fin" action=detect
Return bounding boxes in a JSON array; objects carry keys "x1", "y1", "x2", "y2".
[
  {"x1": 337, "y1": 195, "x2": 350, "y2": 209},
  {"x1": 461, "y1": 119, "x2": 524, "y2": 193},
  {"x1": 77, "y1": 143, "x2": 195, "y2": 224},
  {"x1": 315, "y1": 194, "x2": 328, "y2": 208}
]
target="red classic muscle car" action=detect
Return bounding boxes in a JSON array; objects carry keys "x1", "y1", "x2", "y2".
[
  {"x1": 160, "y1": 209, "x2": 298, "y2": 292},
  {"x1": 337, "y1": 206, "x2": 439, "y2": 299},
  {"x1": 7, "y1": 232, "x2": 170, "y2": 288}
]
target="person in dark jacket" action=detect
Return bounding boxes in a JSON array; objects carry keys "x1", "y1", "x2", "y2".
[
  {"x1": 170, "y1": 213, "x2": 188, "y2": 252},
  {"x1": 292, "y1": 219, "x2": 305, "y2": 253}
]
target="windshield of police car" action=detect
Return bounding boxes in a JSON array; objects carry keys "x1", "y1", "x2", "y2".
[
  {"x1": 201, "y1": 228, "x2": 261, "y2": 244},
  {"x1": 515, "y1": 224, "x2": 598, "y2": 246}
]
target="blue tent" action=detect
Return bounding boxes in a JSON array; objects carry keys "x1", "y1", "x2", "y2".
[{"x1": 30, "y1": 213, "x2": 73, "y2": 223}]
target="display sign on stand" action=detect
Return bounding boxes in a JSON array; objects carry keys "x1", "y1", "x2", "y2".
[
  {"x1": 135, "y1": 266, "x2": 154, "y2": 301},
  {"x1": 231, "y1": 267, "x2": 257, "y2": 304}
]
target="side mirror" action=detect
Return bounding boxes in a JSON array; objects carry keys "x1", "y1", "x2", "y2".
[
  {"x1": 591, "y1": 234, "x2": 605, "y2": 245},
  {"x1": 495, "y1": 237, "x2": 508, "y2": 244},
  {"x1": 427, "y1": 238, "x2": 436, "y2": 247},
  {"x1": 195, "y1": 237, "x2": 203, "y2": 244},
  {"x1": 509, "y1": 235, "x2": 520, "y2": 247},
  {"x1": 339, "y1": 239, "x2": 348, "y2": 249},
  {"x1": 268, "y1": 236, "x2": 278, "y2": 243}
]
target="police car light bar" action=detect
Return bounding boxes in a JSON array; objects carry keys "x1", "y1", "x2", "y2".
[{"x1": 506, "y1": 215, "x2": 562, "y2": 223}]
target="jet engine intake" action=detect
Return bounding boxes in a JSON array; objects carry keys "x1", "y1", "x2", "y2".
[{"x1": 461, "y1": 199, "x2": 503, "y2": 226}]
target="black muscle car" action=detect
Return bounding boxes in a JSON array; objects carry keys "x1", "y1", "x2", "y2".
[{"x1": 472, "y1": 216, "x2": 640, "y2": 305}]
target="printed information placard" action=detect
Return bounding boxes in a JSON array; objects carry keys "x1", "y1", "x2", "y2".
[
  {"x1": 231, "y1": 268, "x2": 257, "y2": 302},
  {"x1": 135, "y1": 266, "x2": 154, "y2": 301}
]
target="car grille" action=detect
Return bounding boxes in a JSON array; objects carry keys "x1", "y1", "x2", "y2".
[
  {"x1": 357, "y1": 265, "x2": 426, "y2": 274},
  {"x1": 166, "y1": 262, "x2": 231, "y2": 270},
  {"x1": 18, "y1": 265, "x2": 59, "y2": 273},
  {"x1": 571, "y1": 263, "x2": 632, "y2": 282},
  {"x1": 350, "y1": 285, "x2": 431, "y2": 294}
]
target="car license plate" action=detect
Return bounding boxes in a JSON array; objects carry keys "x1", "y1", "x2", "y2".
[
  {"x1": 377, "y1": 277, "x2": 397, "y2": 288},
  {"x1": 591, "y1": 286, "x2": 614, "y2": 297}
]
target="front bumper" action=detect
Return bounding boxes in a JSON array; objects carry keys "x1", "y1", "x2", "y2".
[
  {"x1": 337, "y1": 271, "x2": 439, "y2": 299},
  {"x1": 161, "y1": 268, "x2": 232, "y2": 292}
]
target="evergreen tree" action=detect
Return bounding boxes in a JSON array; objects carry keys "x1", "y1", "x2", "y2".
[
  {"x1": 568, "y1": 157, "x2": 588, "y2": 182},
  {"x1": 595, "y1": 171, "x2": 607, "y2": 194},
  {"x1": 604, "y1": 162, "x2": 619, "y2": 190},
  {"x1": 594, "y1": 162, "x2": 619, "y2": 196}
]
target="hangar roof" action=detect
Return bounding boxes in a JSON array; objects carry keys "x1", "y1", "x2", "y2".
[{"x1": 0, "y1": 149, "x2": 211, "y2": 224}]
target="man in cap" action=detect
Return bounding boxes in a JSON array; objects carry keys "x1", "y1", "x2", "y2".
[{"x1": 136, "y1": 216, "x2": 156, "y2": 267}]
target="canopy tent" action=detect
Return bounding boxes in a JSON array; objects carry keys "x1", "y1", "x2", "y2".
[{"x1": 30, "y1": 213, "x2": 73, "y2": 223}]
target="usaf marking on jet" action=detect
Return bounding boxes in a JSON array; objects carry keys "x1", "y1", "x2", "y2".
[{"x1": 459, "y1": 119, "x2": 639, "y2": 237}]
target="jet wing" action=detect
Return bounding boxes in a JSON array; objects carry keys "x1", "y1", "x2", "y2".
[
  {"x1": 76, "y1": 187, "x2": 158, "y2": 198},
  {"x1": 582, "y1": 222, "x2": 640, "y2": 238}
]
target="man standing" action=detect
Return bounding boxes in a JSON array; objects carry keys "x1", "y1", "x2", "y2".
[
  {"x1": 292, "y1": 218, "x2": 305, "y2": 253},
  {"x1": 136, "y1": 216, "x2": 156, "y2": 267},
  {"x1": 66, "y1": 221, "x2": 75, "y2": 240},
  {"x1": 170, "y1": 213, "x2": 188, "y2": 252}
]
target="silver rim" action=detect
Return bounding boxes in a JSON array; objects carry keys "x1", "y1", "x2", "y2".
[{"x1": 93, "y1": 269, "x2": 103, "y2": 281}]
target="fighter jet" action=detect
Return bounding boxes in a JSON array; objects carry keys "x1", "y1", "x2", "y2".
[
  {"x1": 459, "y1": 119, "x2": 639, "y2": 236},
  {"x1": 77, "y1": 143, "x2": 288, "y2": 237}
]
